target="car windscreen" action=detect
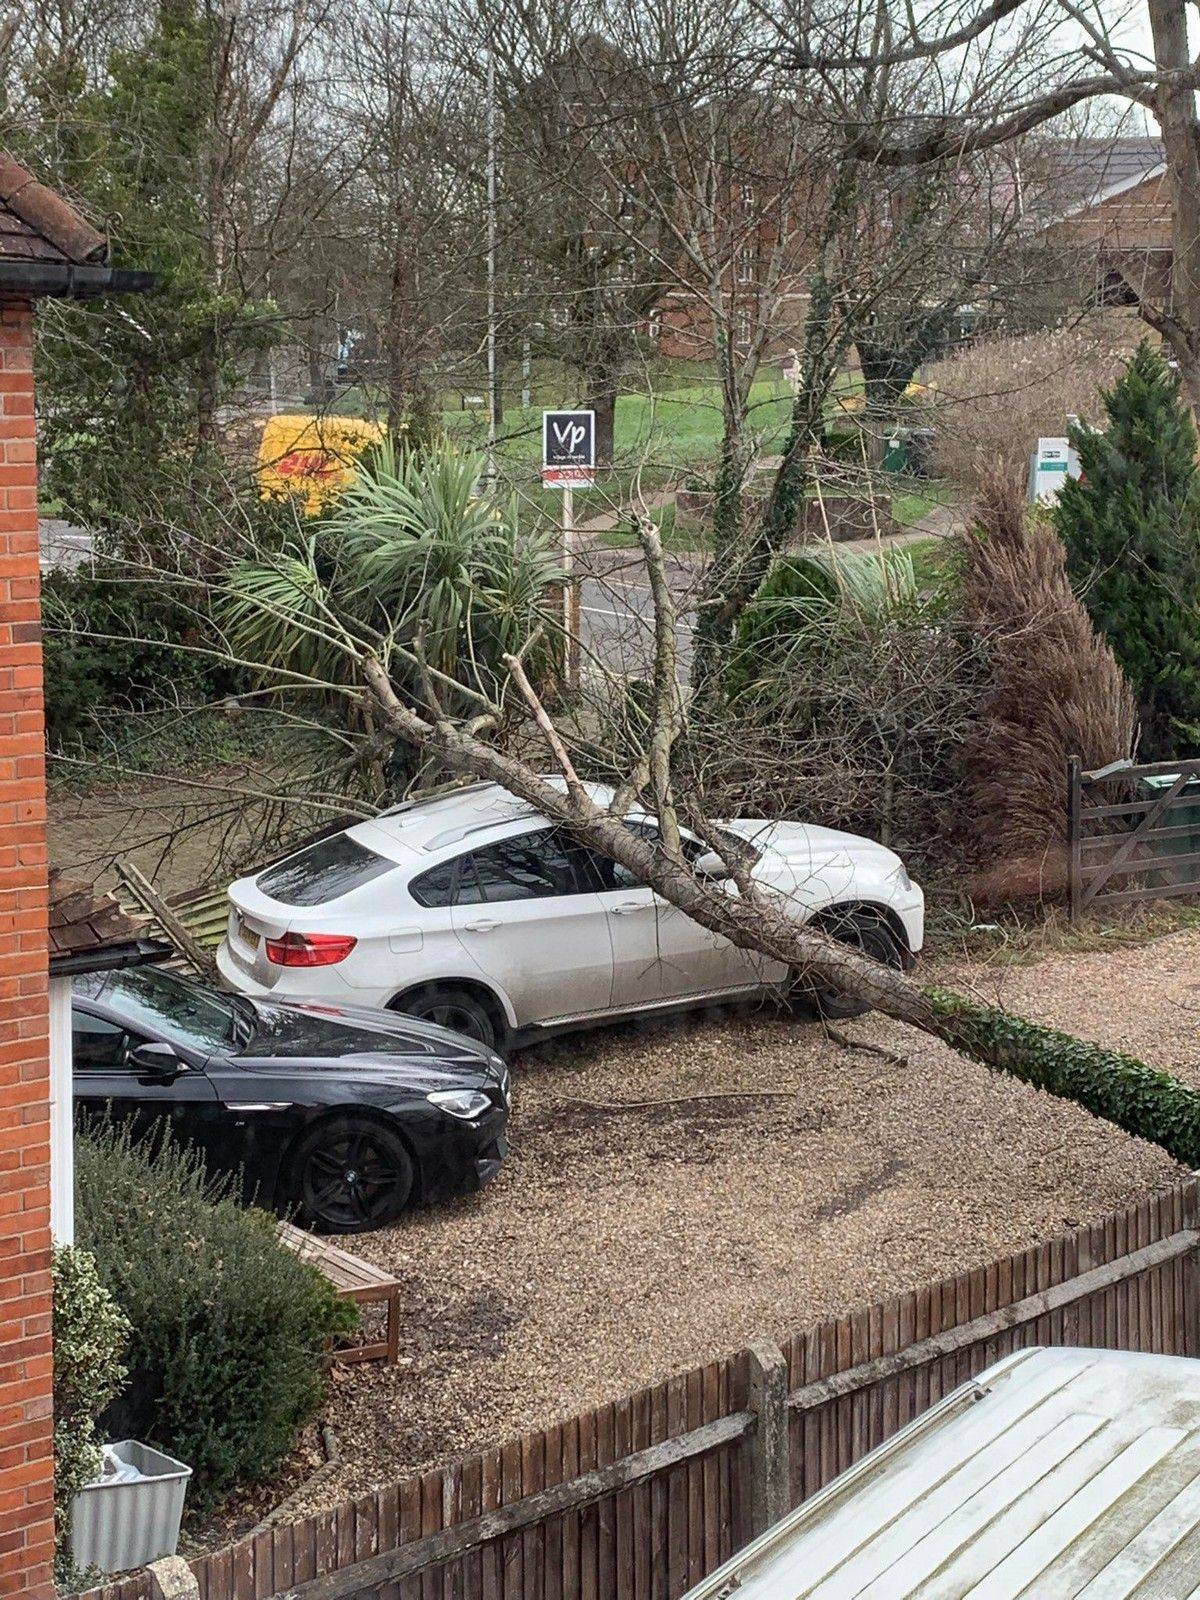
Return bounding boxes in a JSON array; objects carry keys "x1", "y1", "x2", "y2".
[
  {"x1": 256, "y1": 832, "x2": 395, "y2": 906},
  {"x1": 79, "y1": 966, "x2": 238, "y2": 1054}
]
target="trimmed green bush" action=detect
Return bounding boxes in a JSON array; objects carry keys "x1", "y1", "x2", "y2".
[
  {"x1": 929, "y1": 988, "x2": 1200, "y2": 1166},
  {"x1": 52, "y1": 1243, "x2": 129, "y2": 1583},
  {"x1": 75, "y1": 1122, "x2": 355, "y2": 1512}
]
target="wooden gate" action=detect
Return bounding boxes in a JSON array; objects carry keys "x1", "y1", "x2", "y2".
[{"x1": 1068, "y1": 755, "x2": 1200, "y2": 920}]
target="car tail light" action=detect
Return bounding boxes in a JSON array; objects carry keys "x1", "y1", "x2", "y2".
[{"x1": 265, "y1": 931, "x2": 358, "y2": 967}]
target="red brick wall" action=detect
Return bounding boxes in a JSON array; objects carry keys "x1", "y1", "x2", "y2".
[
  {"x1": 1051, "y1": 172, "x2": 1173, "y2": 251},
  {"x1": 0, "y1": 296, "x2": 54, "y2": 1600}
]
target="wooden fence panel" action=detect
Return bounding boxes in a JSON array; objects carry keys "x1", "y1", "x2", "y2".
[
  {"x1": 783, "y1": 1182, "x2": 1200, "y2": 1507},
  {"x1": 75, "y1": 1181, "x2": 1200, "y2": 1600}
]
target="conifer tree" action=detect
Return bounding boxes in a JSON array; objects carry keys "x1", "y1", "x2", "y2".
[{"x1": 1054, "y1": 340, "x2": 1200, "y2": 758}]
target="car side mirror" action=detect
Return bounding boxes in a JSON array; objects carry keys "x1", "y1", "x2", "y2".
[
  {"x1": 128, "y1": 1040, "x2": 181, "y2": 1076},
  {"x1": 694, "y1": 852, "x2": 731, "y2": 883}
]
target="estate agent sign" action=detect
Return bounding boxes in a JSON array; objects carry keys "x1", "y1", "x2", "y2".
[{"x1": 542, "y1": 410, "x2": 596, "y2": 488}]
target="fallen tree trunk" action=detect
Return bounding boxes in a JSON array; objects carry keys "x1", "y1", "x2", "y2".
[
  {"x1": 929, "y1": 990, "x2": 1200, "y2": 1168},
  {"x1": 356, "y1": 654, "x2": 1200, "y2": 1171}
]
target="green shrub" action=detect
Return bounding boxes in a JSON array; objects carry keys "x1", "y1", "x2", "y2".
[
  {"x1": 710, "y1": 547, "x2": 979, "y2": 863},
  {"x1": 1054, "y1": 341, "x2": 1200, "y2": 758},
  {"x1": 819, "y1": 423, "x2": 866, "y2": 462},
  {"x1": 930, "y1": 988, "x2": 1200, "y2": 1166},
  {"x1": 725, "y1": 548, "x2": 842, "y2": 696},
  {"x1": 52, "y1": 1244, "x2": 129, "y2": 1583},
  {"x1": 41, "y1": 568, "x2": 246, "y2": 747},
  {"x1": 75, "y1": 1122, "x2": 355, "y2": 1512}
]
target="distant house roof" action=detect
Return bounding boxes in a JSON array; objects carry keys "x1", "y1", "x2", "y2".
[
  {"x1": 48, "y1": 872, "x2": 171, "y2": 977},
  {"x1": 1018, "y1": 136, "x2": 1171, "y2": 262},
  {"x1": 0, "y1": 151, "x2": 154, "y2": 298},
  {"x1": 1052, "y1": 137, "x2": 1167, "y2": 218}
]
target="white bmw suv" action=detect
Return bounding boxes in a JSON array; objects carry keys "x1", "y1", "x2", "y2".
[{"x1": 217, "y1": 782, "x2": 924, "y2": 1051}]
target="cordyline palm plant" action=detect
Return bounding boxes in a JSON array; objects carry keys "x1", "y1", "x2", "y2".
[
  {"x1": 725, "y1": 544, "x2": 924, "y2": 696},
  {"x1": 223, "y1": 441, "x2": 561, "y2": 710}
]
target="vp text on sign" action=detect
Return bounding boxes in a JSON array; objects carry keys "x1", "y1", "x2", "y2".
[{"x1": 542, "y1": 410, "x2": 596, "y2": 488}]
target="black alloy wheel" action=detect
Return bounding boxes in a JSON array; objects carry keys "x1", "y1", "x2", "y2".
[
  {"x1": 799, "y1": 909, "x2": 906, "y2": 1021},
  {"x1": 294, "y1": 1115, "x2": 414, "y2": 1233},
  {"x1": 394, "y1": 984, "x2": 499, "y2": 1050}
]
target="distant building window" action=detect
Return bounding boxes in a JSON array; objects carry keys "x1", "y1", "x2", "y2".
[
  {"x1": 648, "y1": 309, "x2": 662, "y2": 340},
  {"x1": 737, "y1": 244, "x2": 754, "y2": 284}
]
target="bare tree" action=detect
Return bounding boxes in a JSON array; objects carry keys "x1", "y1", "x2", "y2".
[
  {"x1": 332, "y1": 0, "x2": 492, "y2": 438},
  {"x1": 763, "y1": 0, "x2": 1200, "y2": 417}
]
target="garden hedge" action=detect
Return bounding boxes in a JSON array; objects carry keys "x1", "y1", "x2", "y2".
[{"x1": 75, "y1": 1122, "x2": 356, "y2": 1512}]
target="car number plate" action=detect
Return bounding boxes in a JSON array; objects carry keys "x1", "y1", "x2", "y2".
[{"x1": 238, "y1": 917, "x2": 260, "y2": 952}]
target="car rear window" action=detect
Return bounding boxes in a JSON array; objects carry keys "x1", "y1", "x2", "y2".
[{"x1": 257, "y1": 832, "x2": 395, "y2": 906}]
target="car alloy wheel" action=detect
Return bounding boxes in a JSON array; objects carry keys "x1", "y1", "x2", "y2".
[
  {"x1": 800, "y1": 910, "x2": 905, "y2": 1021},
  {"x1": 394, "y1": 984, "x2": 499, "y2": 1050},
  {"x1": 295, "y1": 1116, "x2": 414, "y2": 1233}
]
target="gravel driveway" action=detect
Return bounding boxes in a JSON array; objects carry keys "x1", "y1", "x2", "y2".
[{"x1": 253, "y1": 930, "x2": 1200, "y2": 1524}]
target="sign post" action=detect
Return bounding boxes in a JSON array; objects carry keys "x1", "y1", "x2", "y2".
[
  {"x1": 542, "y1": 410, "x2": 595, "y2": 687},
  {"x1": 1029, "y1": 434, "x2": 1081, "y2": 504}
]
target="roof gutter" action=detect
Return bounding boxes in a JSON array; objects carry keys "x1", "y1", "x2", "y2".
[
  {"x1": 49, "y1": 937, "x2": 174, "y2": 979},
  {"x1": 0, "y1": 261, "x2": 156, "y2": 300}
]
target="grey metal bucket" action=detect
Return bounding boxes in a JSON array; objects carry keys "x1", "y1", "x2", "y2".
[{"x1": 70, "y1": 1440, "x2": 192, "y2": 1575}]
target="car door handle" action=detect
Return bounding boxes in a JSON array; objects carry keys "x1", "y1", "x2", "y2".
[
  {"x1": 611, "y1": 901, "x2": 648, "y2": 915},
  {"x1": 462, "y1": 918, "x2": 500, "y2": 932}
]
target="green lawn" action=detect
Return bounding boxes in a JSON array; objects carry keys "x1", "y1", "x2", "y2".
[
  {"x1": 441, "y1": 375, "x2": 794, "y2": 469},
  {"x1": 890, "y1": 480, "x2": 952, "y2": 528},
  {"x1": 317, "y1": 364, "x2": 959, "y2": 539},
  {"x1": 597, "y1": 501, "x2": 712, "y2": 554},
  {"x1": 328, "y1": 360, "x2": 793, "y2": 476}
]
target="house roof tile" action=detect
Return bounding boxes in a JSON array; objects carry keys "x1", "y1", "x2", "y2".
[
  {"x1": 0, "y1": 152, "x2": 106, "y2": 266},
  {"x1": 48, "y1": 871, "x2": 171, "y2": 975}
]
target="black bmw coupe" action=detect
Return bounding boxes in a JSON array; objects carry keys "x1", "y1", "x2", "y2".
[{"x1": 72, "y1": 964, "x2": 510, "y2": 1233}]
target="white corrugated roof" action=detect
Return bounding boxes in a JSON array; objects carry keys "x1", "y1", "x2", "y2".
[{"x1": 686, "y1": 1347, "x2": 1200, "y2": 1598}]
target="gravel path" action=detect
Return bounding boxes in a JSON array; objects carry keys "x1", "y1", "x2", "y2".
[
  {"x1": 241, "y1": 931, "x2": 1200, "y2": 1528},
  {"x1": 944, "y1": 929, "x2": 1200, "y2": 1080}
]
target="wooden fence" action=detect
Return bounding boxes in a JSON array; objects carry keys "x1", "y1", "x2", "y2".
[
  {"x1": 77, "y1": 1180, "x2": 1200, "y2": 1600},
  {"x1": 1068, "y1": 755, "x2": 1200, "y2": 919}
]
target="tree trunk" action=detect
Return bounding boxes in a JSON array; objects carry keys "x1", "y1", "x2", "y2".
[
  {"x1": 689, "y1": 373, "x2": 818, "y2": 699},
  {"x1": 689, "y1": 223, "x2": 854, "y2": 700},
  {"x1": 587, "y1": 376, "x2": 617, "y2": 466},
  {"x1": 1178, "y1": 353, "x2": 1200, "y2": 421},
  {"x1": 711, "y1": 427, "x2": 746, "y2": 554},
  {"x1": 196, "y1": 344, "x2": 219, "y2": 451},
  {"x1": 690, "y1": 408, "x2": 750, "y2": 709},
  {"x1": 1144, "y1": 0, "x2": 1200, "y2": 406},
  {"x1": 384, "y1": 219, "x2": 438, "y2": 446},
  {"x1": 492, "y1": 361, "x2": 505, "y2": 429}
]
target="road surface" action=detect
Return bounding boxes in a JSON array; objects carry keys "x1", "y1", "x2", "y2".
[{"x1": 577, "y1": 544, "x2": 699, "y2": 679}]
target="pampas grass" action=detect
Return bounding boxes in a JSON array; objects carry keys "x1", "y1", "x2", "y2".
[{"x1": 959, "y1": 465, "x2": 1137, "y2": 903}]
